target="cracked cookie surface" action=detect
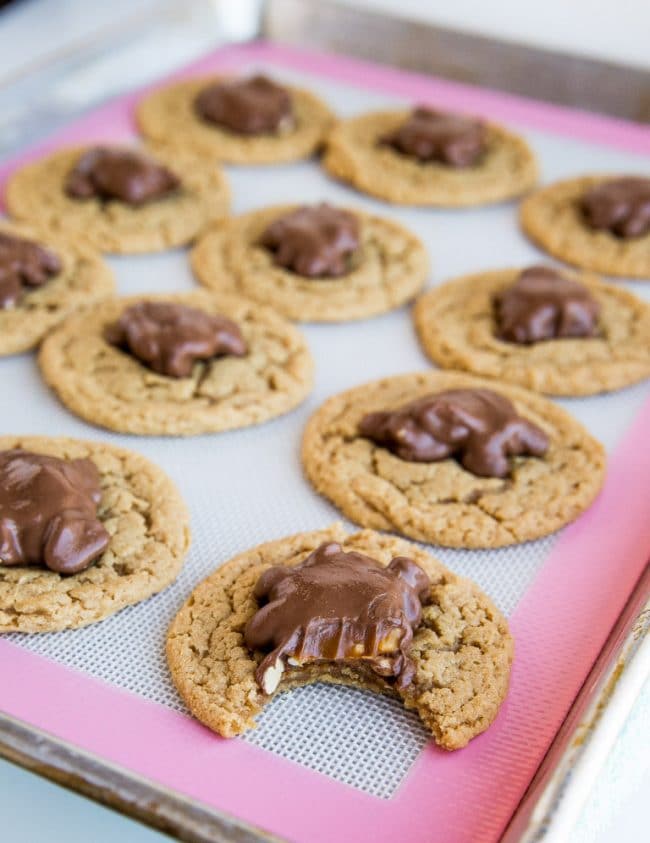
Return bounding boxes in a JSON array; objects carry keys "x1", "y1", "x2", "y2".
[
  {"x1": 302, "y1": 372, "x2": 605, "y2": 548},
  {"x1": 191, "y1": 204, "x2": 429, "y2": 322},
  {"x1": 414, "y1": 269, "x2": 650, "y2": 396},
  {"x1": 322, "y1": 111, "x2": 538, "y2": 206},
  {"x1": 166, "y1": 524, "x2": 513, "y2": 750},
  {"x1": 0, "y1": 435, "x2": 190, "y2": 632},
  {"x1": 38, "y1": 290, "x2": 314, "y2": 436},
  {"x1": 520, "y1": 176, "x2": 650, "y2": 279},
  {"x1": 137, "y1": 77, "x2": 335, "y2": 165},
  {"x1": 5, "y1": 146, "x2": 230, "y2": 254},
  {"x1": 0, "y1": 221, "x2": 114, "y2": 356}
]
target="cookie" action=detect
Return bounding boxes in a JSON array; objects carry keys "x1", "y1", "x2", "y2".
[
  {"x1": 520, "y1": 175, "x2": 650, "y2": 279},
  {"x1": 302, "y1": 372, "x2": 605, "y2": 548},
  {"x1": 166, "y1": 524, "x2": 513, "y2": 750},
  {"x1": 4, "y1": 145, "x2": 230, "y2": 254},
  {"x1": 0, "y1": 435, "x2": 190, "y2": 632},
  {"x1": 322, "y1": 110, "x2": 538, "y2": 206},
  {"x1": 137, "y1": 76, "x2": 335, "y2": 165},
  {"x1": 413, "y1": 268, "x2": 650, "y2": 395},
  {"x1": 0, "y1": 221, "x2": 114, "y2": 356},
  {"x1": 38, "y1": 290, "x2": 314, "y2": 436},
  {"x1": 191, "y1": 204, "x2": 429, "y2": 322}
]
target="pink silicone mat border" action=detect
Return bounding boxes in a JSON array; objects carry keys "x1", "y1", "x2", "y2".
[{"x1": 1, "y1": 42, "x2": 649, "y2": 843}]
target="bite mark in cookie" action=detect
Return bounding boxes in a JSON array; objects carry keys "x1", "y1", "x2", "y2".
[
  {"x1": 166, "y1": 525, "x2": 514, "y2": 749},
  {"x1": 245, "y1": 540, "x2": 430, "y2": 693}
]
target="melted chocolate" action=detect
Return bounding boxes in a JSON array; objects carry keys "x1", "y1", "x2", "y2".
[
  {"x1": 194, "y1": 75, "x2": 293, "y2": 135},
  {"x1": 0, "y1": 232, "x2": 61, "y2": 309},
  {"x1": 494, "y1": 266, "x2": 600, "y2": 344},
  {"x1": 383, "y1": 108, "x2": 486, "y2": 166},
  {"x1": 105, "y1": 301, "x2": 247, "y2": 378},
  {"x1": 359, "y1": 388, "x2": 549, "y2": 478},
  {"x1": 245, "y1": 542, "x2": 431, "y2": 694},
  {"x1": 581, "y1": 177, "x2": 650, "y2": 239},
  {"x1": 259, "y1": 203, "x2": 360, "y2": 278},
  {"x1": 0, "y1": 450, "x2": 109, "y2": 575},
  {"x1": 65, "y1": 147, "x2": 179, "y2": 206}
]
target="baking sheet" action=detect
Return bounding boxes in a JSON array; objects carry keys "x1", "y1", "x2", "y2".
[{"x1": 0, "y1": 42, "x2": 649, "y2": 843}]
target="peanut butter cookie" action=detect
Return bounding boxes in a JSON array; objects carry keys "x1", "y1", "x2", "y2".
[
  {"x1": 520, "y1": 175, "x2": 650, "y2": 278},
  {"x1": 38, "y1": 290, "x2": 314, "y2": 436},
  {"x1": 323, "y1": 109, "x2": 538, "y2": 206},
  {"x1": 302, "y1": 372, "x2": 605, "y2": 548},
  {"x1": 414, "y1": 267, "x2": 650, "y2": 395},
  {"x1": 137, "y1": 76, "x2": 334, "y2": 165},
  {"x1": 191, "y1": 203, "x2": 429, "y2": 322},
  {"x1": 0, "y1": 221, "x2": 114, "y2": 356},
  {"x1": 166, "y1": 524, "x2": 513, "y2": 750},
  {"x1": 0, "y1": 435, "x2": 190, "y2": 632},
  {"x1": 5, "y1": 145, "x2": 229, "y2": 254}
]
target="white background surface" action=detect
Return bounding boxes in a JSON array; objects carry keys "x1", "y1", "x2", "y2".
[
  {"x1": 340, "y1": 0, "x2": 650, "y2": 70},
  {"x1": 1, "y1": 0, "x2": 649, "y2": 77},
  {"x1": 0, "y1": 0, "x2": 648, "y2": 841}
]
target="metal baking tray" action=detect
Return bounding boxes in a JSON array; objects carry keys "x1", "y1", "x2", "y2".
[{"x1": 1, "y1": 2, "x2": 649, "y2": 841}]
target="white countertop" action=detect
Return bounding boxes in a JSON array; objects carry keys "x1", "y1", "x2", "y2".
[{"x1": 339, "y1": 0, "x2": 650, "y2": 70}]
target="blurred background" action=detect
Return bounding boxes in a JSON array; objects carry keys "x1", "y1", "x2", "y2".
[
  {"x1": 1, "y1": 0, "x2": 649, "y2": 73},
  {"x1": 1, "y1": 0, "x2": 648, "y2": 161}
]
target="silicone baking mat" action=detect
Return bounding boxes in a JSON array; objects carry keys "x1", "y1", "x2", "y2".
[{"x1": 1, "y1": 42, "x2": 649, "y2": 843}]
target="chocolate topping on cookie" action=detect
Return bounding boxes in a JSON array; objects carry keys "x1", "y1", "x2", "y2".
[
  {"x1": 0, "y1": 450, "x2": 109, "y2": 575},
  {"x1": 194, "y1": 75, "x2": 293, "y2": 135},
  {"x1": 245, "y1": 541, "x2": 430, "y2": 694},
  {"x1": 383, "y1": 108, "x2": 487, "y2": 166},
  {"x1": 359, "y1": 388, "x2": 549, "y2": 478},
  {"x1": 581, "y1": 177, "x2": 650, "y2": 239},
  {"x1": 259, "y1": 203, "x2": 360, "y2": 278},
  {"x1": 65, "y1": 147, "x2": 180, "y2": 206},
  {"x1": 494, "y1": 266, "x2": 601, "y2": 344},
  {"x1": 105, "y1": 301, "x2": 247, "y2": 378},
  {"x1": 0, "y1": 232, "x2": 61, "y2": 308}
]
